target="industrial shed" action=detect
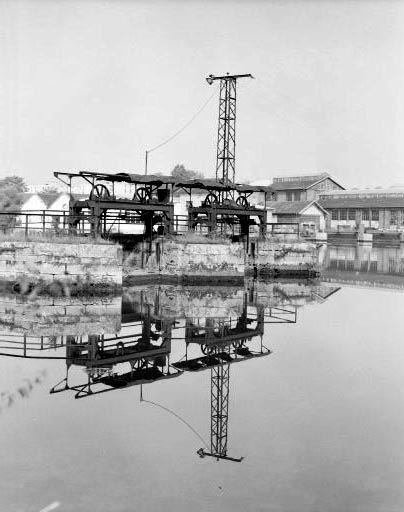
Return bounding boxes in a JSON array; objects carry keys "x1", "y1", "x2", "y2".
[{"x1": 319, "y1": 189, "x2": 404, "y2": 231}]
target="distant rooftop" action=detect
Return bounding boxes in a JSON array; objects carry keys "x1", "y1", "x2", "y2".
[
  {"x1": 269, "y1": 200, "x2": 327, "y2": 215},
  {"x1": 270, "y1": 172, "x2": 343, "y2": 191},
  {"x1": 319, "y1": 188, "x2": 404, "y2": 208},
  {"x1": 320, "y1": 187, "x2": 404, "y2": 197},
  {"x1": 272, "y1": 172, "x2": 329, "y2": 183}
]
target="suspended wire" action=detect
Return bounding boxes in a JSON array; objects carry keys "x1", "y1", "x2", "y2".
[
  {"x1": 141, "y1": 396, "x2": 210, "y2": 450},
  {"x1": 147, "y1": 88, "x2": 217, "y2": 154}
]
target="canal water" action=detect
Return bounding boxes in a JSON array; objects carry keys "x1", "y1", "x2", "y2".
[{"x1": 0, "y1": 244, "x2": 403, "y2": 512}]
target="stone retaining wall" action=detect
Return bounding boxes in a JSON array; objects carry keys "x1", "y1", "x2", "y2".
[
  {"x1": 0, "y1": 241, "x2": 122, "y2": 291},
  {"x1": 124, "y1": 239, "x2": 245, "y2": 280},
  {"x1": 250, "y1": 239, "x2": 319, "y2": 276},
  {"x1": 0, "y1": 294, "x2": 121, "y2": 335}
]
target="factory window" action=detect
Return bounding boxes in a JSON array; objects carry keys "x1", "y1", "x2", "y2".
[
  {"x1": 294, "y1": 191, "x2": 301, "y2": 201},
  {"x1": 390, "y1": 209, "x2": 398, "y2": 225},
  {"x1": 348, "y1": 209, "x2": 356, "y2": 221},
  {"x1": 362, "y1": 209, "x2": 369, "y2": 221},
  {"x1": 331, "y1": 209, "x2": 338, "y2": 220},
  {"x1": 339, "y1": 209, "x2": 347, "y2": 220},
  {"x1": 371, "y1": 209, "x2": 379, "y2": 221},
  {"x1": 286, "y1": 191, "x2": 293, "y2": 201}
]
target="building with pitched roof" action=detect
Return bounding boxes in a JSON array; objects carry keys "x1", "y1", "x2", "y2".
[
  {"x1": 270, "y1": 200, "x2": 329, "y2": 231},
  {"x1": 271, "y1": 172, "x2": 344, "y2": 202}
]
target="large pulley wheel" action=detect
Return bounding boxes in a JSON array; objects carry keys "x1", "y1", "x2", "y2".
[
  {"x1": 236, "y1": 196, "x2": 249, "y2": 208},
  {"x1": 90, "y1": 184, "x2": 110, "y2": 200},
  {"x1": 201, "y1": 344, "x2": 215, "y2": 356},
  {"x1": 135, "y1": 187, "x2": 151, "y2": 203},
  {"x1": 232, "y1": 339, "x2": 246, "y2": 349},
  {"x1": 204, "y1": 193, "x2": 218, "y2": 207}
]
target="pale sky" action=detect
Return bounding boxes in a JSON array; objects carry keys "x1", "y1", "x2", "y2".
[{"x1": 1, "y1": 0, "x2": 404, "y2": 188}]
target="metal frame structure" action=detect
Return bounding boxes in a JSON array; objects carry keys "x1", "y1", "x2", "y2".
[
  {"x1": 206, "y1": 73, "x2": 253, "y2": 187},
  {"x1": 176, "y1": 179, "x2": 269, "y2": 241},
  {"x1": 54, "y1": 171, "x2": 176, "y2": 243},
  {"x1": 52, "y1": 171, "x2": 273, "y2": 245}
]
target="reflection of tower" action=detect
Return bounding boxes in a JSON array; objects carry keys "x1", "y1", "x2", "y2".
[
  {"x1": 197, "y1": 351, "x2": 242, "y2": 463},
  {"x1": 210, "y1": 357, "x2": 232, "y2": 459}
]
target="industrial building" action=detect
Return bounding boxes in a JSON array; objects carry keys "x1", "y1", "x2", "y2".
[{"x1": 319, "y1": 188, "x2": 404, "y2": 231}]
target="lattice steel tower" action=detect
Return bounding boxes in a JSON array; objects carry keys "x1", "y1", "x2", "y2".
[
  {"x1": 206, "y1": 73, "x2": 253, "y2": 185},
  {"x1": 211, "y1": 359, "x2": 231, "y2": 458},
  {"x1": 197, "y1": 344, "x2": 243, "y2": 463}
]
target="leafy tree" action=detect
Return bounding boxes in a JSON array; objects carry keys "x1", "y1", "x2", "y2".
[
  {"x1": 1, "y1": 176, "x2": 27, "y2": 192},
  {"x1": 171, "y1": 164, "x2": 204, "y2": 180},
  {"x1": 0, "y1": 175, "x2": 28, "y2": 232}
]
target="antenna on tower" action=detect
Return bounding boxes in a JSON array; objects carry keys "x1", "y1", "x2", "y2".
[{"x1": 206, "y1": 73, "x2": 254, "y2": 186}]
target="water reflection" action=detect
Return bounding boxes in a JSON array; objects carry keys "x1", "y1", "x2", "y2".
[
  {"x1": 321, "y1": 244, "x2": 404, "y2": 288},
  {"x1": 0, "y1": 280, "x2": 340, "y2": 462}
]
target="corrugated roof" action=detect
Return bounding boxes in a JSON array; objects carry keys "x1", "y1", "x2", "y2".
[
  {"x1": 175, "y1": 178, "x2": 231, "y2": 191},
  {"x1": 54, "y1": 171, "x2": 273, "y2": 193},
  {"x1": 234, "y1": 183, "x2": 273, "y2": 193},
  {"x1": 319, "y1": 197, "x2": 404, "y2": 209},
  {"x1": 113, "y1": 172, "x2": 177, "y2": 185}
]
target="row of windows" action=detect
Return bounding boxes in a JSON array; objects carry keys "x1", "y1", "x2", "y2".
[
  {"x1": 286, "y1": 191, "x2": 301, "y2": 201},
  {"x1": 329, "y1": 258, "x2": 404, "y2": 274},
  {"x1": 273, "y1": 175, "x2": 320, "y2": 183},
  {"x1": 330, "y1": 208, "x2": 404, "y2": 223}
]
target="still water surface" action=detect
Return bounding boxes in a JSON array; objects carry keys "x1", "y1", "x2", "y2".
[{"x1": 0, "y1": 245, "x2": 403, "y2": 512}]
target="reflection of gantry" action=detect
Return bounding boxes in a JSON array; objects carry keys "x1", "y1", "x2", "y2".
[
  {"x1": 173, "y1": 295, "x2": 269, "y2": 462},
  {"x1": 50, "y1": 305, "x2": 181, "y2": 399}
]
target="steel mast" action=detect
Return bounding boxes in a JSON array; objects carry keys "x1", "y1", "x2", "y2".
[{"x1": 206, "y1": 73, "x2": 254, "y2": 186}]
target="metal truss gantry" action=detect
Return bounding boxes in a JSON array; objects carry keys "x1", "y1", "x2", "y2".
[{"x1": 206, "y1": 73, "x2": 253, "y2": 187}]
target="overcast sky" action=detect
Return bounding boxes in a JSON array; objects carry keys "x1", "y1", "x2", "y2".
[{"x1": 1, "y1": 0, "x2": 404, "y2": 188}]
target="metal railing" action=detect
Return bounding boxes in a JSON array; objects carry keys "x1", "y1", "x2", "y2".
[{"x1": 0, "y1": 210, "x2": 300, "y2": 239}]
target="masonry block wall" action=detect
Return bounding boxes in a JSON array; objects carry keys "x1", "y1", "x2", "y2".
[
  {"x1": 161, "y1": 241, "x2": 245, "y2": 277},
  {"x1": 0, "y1": 241, "x2": 122, "y2": 289},
  {"x1": 250, "y1": 239, "x2": 318, "y2": 275},
  {"x1": 124, "y1": 240, "x2": 246, "y2": 279},
  {"x1": 0, "y1": 294, "x2": 121, "y2": 335}
]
